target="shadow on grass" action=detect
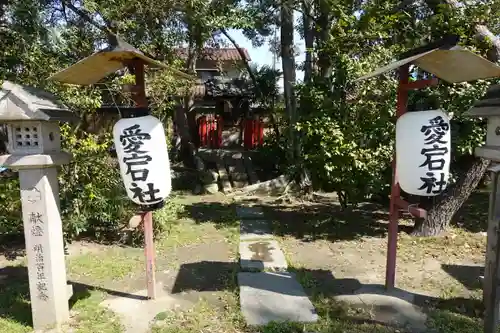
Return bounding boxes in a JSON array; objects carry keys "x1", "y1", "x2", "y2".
[
  {"x1": 178, "y1": 200, "x2": 414, "y2": 242},
  {"x1": 441, "y1": 264, "x2": 483, "y2": 292},
  {"x1": 0, "y1": 265, "x2": 152, "y2": 328},
  {"x1": 169, "y1": 261, "x2": 484, "y2": 332},
  {"x1": 179, "y1": 189, "x2": 489, "y2": 243},
  {"x1": 177, "y1": 201, "x2": 240, "y2": 229},
  {"x1": 451, "y1": 191, "x2": 489, "y2": 233},
  {"x1": 0, "y1": 262, "x2": 484, "y2": 331},
  {"x1": 291, "y1": 267, "x2": 481, "y2": 311},
  {"x1": 171, "y1": 261, "x2": 239, "y2": 294}
]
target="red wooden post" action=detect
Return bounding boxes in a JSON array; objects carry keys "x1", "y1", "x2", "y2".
[
  {"x1": 198, "y1": 116, "x2": 207, "y2": 148},
  {"x1": 209, "y1": 115, "x2": 216, "y2": 148},
  {"x1": 216, "y1": 115, "x2": 223, "y2": 148},
  {"x1": 253, "y1": 118, "x2": 258, "y2": 148},
  {"x1": 385, "y1": 68, "x2": 437, "y2": 289},
  {"x1": 206, "y1": 116, "x2": 212, "y2": 148},
  {"x1": 385, "y1": 64, "x2": 409, "y2": 289},
  {"x1": 258, "y1": 117, "x2": 264, "y2": 146},
  {"x1": 131, "y1": 59, "x2": 157, "y2": 299}
]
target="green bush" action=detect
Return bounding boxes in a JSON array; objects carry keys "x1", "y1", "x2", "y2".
[
  {"x1": 124, "y1": 200, "x2": 185, "y2": 245},
  {"x1": 0, "y1": 175, "x2": 22, "y2": 239},
  {"x1": 0, "y1": 124, "x2": 184, "y2": 246},
  {"x1": 58, "y1": 124, "x2": 136, "y2": 243}
]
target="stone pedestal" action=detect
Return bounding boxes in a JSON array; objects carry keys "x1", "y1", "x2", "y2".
[
  {"x1": 19, "y1": 167, "x2": 70, "y2": 330},
  {"x1": 0, "y1": 83, "x2": 78, "y2": 331},
  {"x1": 0, "y1": 149, "x2": 72, "y2": 331}
]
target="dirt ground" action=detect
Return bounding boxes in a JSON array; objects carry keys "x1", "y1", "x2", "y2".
[
  {"x1": 0, "y1": 191, "x2": 489, "y2": 333},
  {"x1": 232, "y1": 191, "x2": 487, "y2": 312},
  {"x1": 0, "y1": 193, "x2": 239, "y2": 333}
]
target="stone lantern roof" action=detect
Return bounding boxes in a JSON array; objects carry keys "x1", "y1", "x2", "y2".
[{"x1": 0, "y1": 81, "x2": 78, "y2": 122}]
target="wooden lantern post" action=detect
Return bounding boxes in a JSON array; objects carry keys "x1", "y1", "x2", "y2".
[
  {"x1": 386, "y1": 65, "x2": 436, "y2": 288},
  {"x1": 48, "y1": 36, "x2": 192, "y2": 300},
  {"x1": 129, "y1": 58, "x2": 157, "y2": 299},
  {"x1": 356, "y1": 34, "x2": 500, "y2": 290}
]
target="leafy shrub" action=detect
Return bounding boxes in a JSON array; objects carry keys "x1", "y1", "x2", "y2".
[
  {"x1": 123, "y1": 200, "x2": 185, "y2": 245},
  {"x1": 0, "y1": 124, "x2": 185, "y2": 246},
  {"x1": 296, "y1": 113, "x2": 393, "y2": 208},
  {"x1": 0, "y1": 175, "x2": 22, "y2": 240},
  {"x1": 58, "y1": 124, "x2": 136, "y2": 243}
]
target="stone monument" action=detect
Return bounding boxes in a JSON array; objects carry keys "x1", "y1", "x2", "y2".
[
  {"x1": 465, "y1": 84, "x2": 500, "y2": 333},
  {"x1": 0, "y1": 81, "x2": 78, "y2": 331}
]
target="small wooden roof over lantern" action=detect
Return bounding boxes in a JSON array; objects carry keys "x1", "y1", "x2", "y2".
[
  {"x1": 0, "y1": 80, "x2": 78, "y2": 122},
  {"x1": 48, "y1": 35, "x2": 193, "y2": 85},
  {"x1": 356, "y1": 35, "x2": 500, "y2": 83}
]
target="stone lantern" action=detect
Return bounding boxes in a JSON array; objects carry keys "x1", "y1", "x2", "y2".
[
  {"x1": 0, "y1": 81, "x2": 78, "y2": 331},
  {"x1": 464, "y1": 84, "x2": 500, "y2": 332}
]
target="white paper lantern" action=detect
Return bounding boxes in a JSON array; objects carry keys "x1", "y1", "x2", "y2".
[
  {"x1": 113, "y1": 115, "x2": 171, "y2": 205},
  {"x1": 396, "y1": 109, "x2": 451, "y2": 196}
]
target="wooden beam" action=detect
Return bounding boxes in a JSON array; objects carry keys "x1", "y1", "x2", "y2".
[{"x1": 394, "y1": 197, "x2": 427, "y2": 219}]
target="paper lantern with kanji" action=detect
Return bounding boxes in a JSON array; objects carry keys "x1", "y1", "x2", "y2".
[
  {"x1": 396, "y1": 110, "x2": 451, "y2": 196},
  {"x1": 113, "y1": 115, "x2": 171, "y2": 205}
]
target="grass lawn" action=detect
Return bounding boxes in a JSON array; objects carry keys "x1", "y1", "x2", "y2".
[{"x1": 0, "y1": 192, "x2": 495, "y2": 332}]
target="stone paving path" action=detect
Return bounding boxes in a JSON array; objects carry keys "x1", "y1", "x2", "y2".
[{"x1": 235, "y1": 206, "x2": 318, "y2": 326}]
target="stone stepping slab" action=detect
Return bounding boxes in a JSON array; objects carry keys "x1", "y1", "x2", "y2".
[
  {"x1": 240, "y1": 240, "x2": 288, "y2": 271},
  {"x1": 240, "y1": 219, "x2": 273, "y2": 241},
  {"x1": 238, "y1": 271, "x2": 318, "y2": 325},
  {"x1": 236, "y1": 206, "x2": 264, "y2": 219},
  {"x1": 333, "y1": 285, "x2": 428, "y2": 333}
]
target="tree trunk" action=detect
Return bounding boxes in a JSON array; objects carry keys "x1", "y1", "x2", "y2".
[
  {"x1": 281, "y1": 0, "x2": 298, "y2": 159},
  {"x1": 176, "y1": 42, "x2": 199, "y2": 169},
  {"x1": 302, "y1": 0, "x2": 314, "y2": 83},
  {"x1": 409, "y1": 0, "x2": 500, "y2": 235},
  {"x1": 0, "y1": 125, "x2": 7, "y2": 154},
  {"x1": 281, "y1": 0, "x2": 312, "y2": 191},
  {"x1": 412, "y1": 158, "x2": 490, "y2": 236},
  {"x1": 314, "y1": 0, "x2": 333, "y2": 80}
]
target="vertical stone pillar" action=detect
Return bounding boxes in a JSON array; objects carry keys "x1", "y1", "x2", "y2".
[
  {"x1": 19, "y1": 167, "x2": 70, "y2": 330},
  {"x1": 0, "y1": 81, "x2": 78, "y2": 331},
  {"x1": 0, "y1": 120, "x2": 73, "y2": 331}
]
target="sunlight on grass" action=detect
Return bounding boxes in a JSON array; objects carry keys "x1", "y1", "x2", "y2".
[
  {"x1": 0, "y1": 195, "x2": 240, "y2": 333},
  {"x1": 68, "y1": 247, "x2": 143, "y2": 283},
  {"x1": 427, "y1": 310, "x2": 484, "y2": 333},
  {"x1": 70, "y1": 290, "x2": 123, "y2": 333},
  {"x1": 151, "y1": 295, "x2": 245, "y2": 333}
]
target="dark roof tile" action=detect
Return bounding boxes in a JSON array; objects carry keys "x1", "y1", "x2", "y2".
[{"x1": 174, "y1": 48, "x2": 251, "y2": 61}]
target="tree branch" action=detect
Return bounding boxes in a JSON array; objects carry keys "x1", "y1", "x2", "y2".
[
  {"x1": 219, "y1": 27, "x2": 261, "y2": 97},
  {"x1": 61, "y1": 0, "x2": 109, "y2": 34}
]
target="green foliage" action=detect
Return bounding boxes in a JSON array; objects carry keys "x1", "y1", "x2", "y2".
[
  {"x1": 0, "y1": 176, "x2": 22, "y2": 239},
  {"x1": 293, "y1": 51, "x2": 397, "y2": 207},
  {"x1": 262, "y1": 0, "x2": 500, "y2": 208},
  {"x1": 0, "y1": 0, "x2": 190, "y2": 245},
  {"x1": 58, "y1": 124, "x2": 135, "y2": 242}
]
